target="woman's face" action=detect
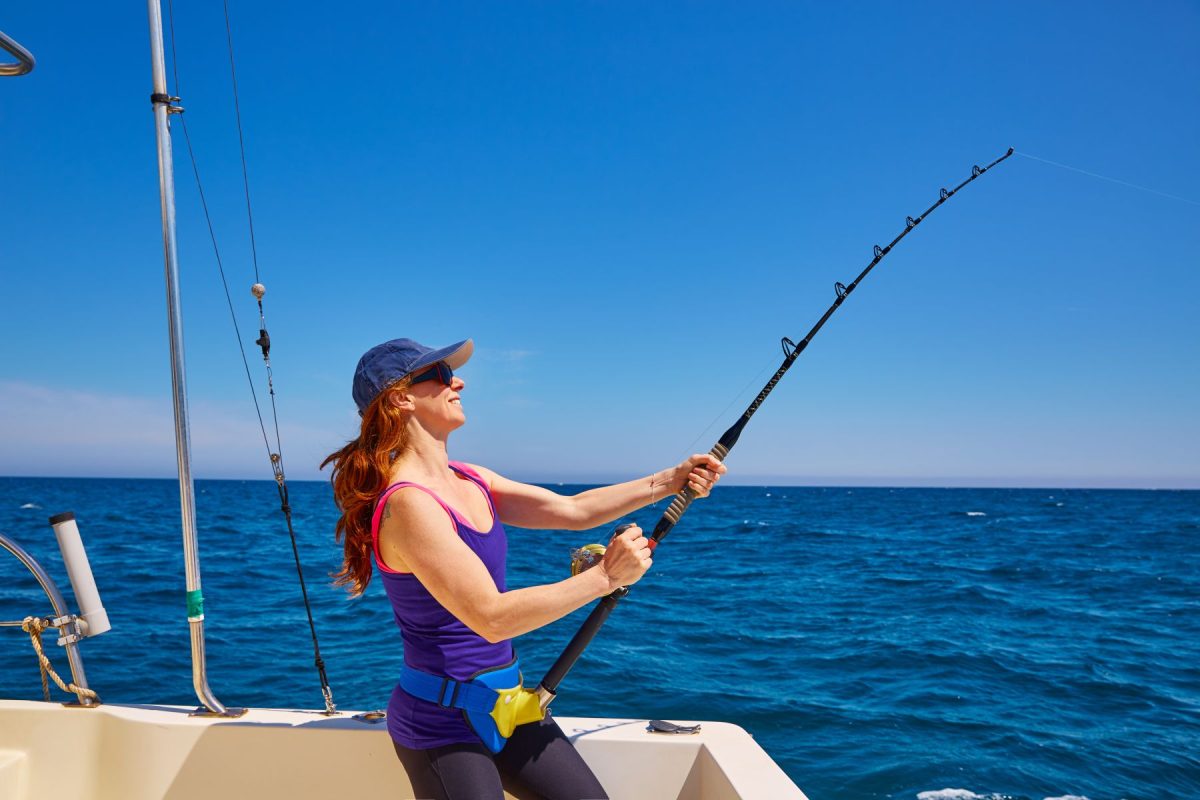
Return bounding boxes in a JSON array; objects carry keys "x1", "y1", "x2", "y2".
[{"x1": 406, "y1": 365, "x2": 466, "y2": 433}]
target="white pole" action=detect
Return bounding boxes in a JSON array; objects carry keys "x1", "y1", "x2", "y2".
[{"x1": 49, "y1": 512, "x2": 110, "y2": 637}]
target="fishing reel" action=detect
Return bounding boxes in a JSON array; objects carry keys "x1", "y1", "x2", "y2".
[
  {"x1": 569, "y1": 543, "x2": 606, "y2": 577},
  {"x1": 569, "y1": 523, "x2": 637, "y2": 577}
]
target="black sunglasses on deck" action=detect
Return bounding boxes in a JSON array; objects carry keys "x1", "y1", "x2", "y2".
[{"x1": 409, "y1": 361, "x2": 454, "y2": 387}]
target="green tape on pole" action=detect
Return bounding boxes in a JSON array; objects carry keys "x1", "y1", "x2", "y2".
[{"x1": 186, "y1": 589, "x2": 204, "y2": 621}]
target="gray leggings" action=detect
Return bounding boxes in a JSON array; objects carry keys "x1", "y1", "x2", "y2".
[{"x1": 393, "y1": 714, "x2": 610, "y2": 800}]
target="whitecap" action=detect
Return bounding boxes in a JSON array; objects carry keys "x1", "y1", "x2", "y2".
[
  {"x1": 1044, "y1": 796, "x2": 1090, "y2": 800},
  {"x1": 917, "y1": 790, "x2": 984, "y2": 800},
  {"x1": 20, "y1": 503, "x2": 41, "y2": 509},
  {"x1": 966, "y1": 511, "x2": 987, "y2": 517},
  {"x1": 765, "y1": 492, "x2": 771, "y2": 497}
]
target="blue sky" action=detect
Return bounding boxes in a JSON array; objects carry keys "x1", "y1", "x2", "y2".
[{"x1": 2, "y1": 2, "x2": 1197, "y2": 487}]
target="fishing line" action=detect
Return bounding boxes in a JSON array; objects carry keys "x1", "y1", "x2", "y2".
[
  {"x1": 164, "y1": 0, "x2": 336, "y2": 715},
  {"x1": 681, "y1": 354, "x2": 779, "y2": 457},
  {"x1": 1016, "y1": 151, "x2": 1200, "y2": 207}
]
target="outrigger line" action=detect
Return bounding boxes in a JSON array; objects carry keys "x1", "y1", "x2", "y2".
[
  {"x1": 163, "y1": 0, "x2": 336, "y2": 715},
  {"x1": 535, "y1": 147, "x2": 1015, "y2": 709}
]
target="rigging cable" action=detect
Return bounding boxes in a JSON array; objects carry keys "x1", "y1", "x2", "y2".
[
  {"x1": 534, "y1": 147, "x2": 1016, "y2": 709},
  {"x1": 164, "y1": 0, "x2": 336, "y2": 715}
]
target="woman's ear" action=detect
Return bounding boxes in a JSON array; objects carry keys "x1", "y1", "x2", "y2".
[{"x1": 389, "y1": 391, "x2": 416, "y2": 412}]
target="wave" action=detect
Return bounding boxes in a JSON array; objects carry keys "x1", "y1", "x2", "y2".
[
  {"x1": 19, "y1": 502, "x2": 40, "y2": 509},
  {"x1": 915, "y1": 791, "x2": 1089, "y2": 800}
]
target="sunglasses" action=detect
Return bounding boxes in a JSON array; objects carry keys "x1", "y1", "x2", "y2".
[{"x1": 409, "y1": 361, "x2": 454, "y2": 387}]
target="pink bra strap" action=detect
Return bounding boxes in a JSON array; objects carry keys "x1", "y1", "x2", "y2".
[{"x1": 448, "y1": 461, "x2": 496, "y2": 516}]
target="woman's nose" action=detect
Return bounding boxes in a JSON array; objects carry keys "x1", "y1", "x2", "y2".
[{"x1": 451, "y1": 375, "x2": 465, "y2": 391}]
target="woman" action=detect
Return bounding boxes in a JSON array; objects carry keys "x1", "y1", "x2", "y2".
[{"x1": 323, "y1": 337, "x2": 725, "y2": 800}]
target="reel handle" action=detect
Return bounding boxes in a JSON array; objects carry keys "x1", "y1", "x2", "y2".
[
  {"x1": 612, "y1": 522, "x2": 636, "y2": 536},
  {"x1": 613, "y1": 520, "x2": 655, "y2": 551}
]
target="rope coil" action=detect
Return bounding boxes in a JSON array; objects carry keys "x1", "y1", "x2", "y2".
[{"x1": 21, "y1": 616, "x2": 100, "y2": 705}]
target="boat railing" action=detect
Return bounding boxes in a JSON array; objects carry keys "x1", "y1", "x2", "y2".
[
  {"x1": 0, "y1": 29, "x2": 35, "y2": 76},
  {"x1": 0, "y1": 514, "x2": 106, "y2": 707}
]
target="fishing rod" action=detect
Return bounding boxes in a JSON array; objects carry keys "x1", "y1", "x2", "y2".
[{"x1": 534, "y1": 146, "x2": 1015, "y2": 709}]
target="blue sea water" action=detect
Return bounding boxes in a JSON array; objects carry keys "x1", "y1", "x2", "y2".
[{"x1": 1, "y1": 477, "x2": 1197, "y2": 800}]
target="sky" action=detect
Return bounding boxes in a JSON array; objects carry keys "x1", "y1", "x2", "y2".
[{"x1": 1, "y1": 2, "x2": 1198, "y2": 487}]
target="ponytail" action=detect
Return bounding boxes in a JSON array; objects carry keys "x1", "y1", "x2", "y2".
[{"x1": 320, "y1": 379, "x2": 413, "y2": 596}]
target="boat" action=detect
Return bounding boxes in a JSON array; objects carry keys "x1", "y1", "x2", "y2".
[{"x1": 0, "y1": 9, "x2": 805, "y2": 799}]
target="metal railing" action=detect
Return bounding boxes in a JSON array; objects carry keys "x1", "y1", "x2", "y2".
[
  {"x1": 0, "y1": 29, "x2": 35, "y2": 76},
  {"x1": 0, "y1": 532, "x2": 96, "y2": 705}
]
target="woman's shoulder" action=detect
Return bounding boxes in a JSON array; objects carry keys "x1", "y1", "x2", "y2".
[
  {"x1": 450, "y1": 461, "x2": 496, "y2": 488},
  {"x1": 379, "y1": 482, "x2": 458, "y2": 532}
]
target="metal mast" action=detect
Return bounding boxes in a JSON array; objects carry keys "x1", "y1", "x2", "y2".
[{"x1": 146, "y1": 0, "x2": 241, "y2": 717}]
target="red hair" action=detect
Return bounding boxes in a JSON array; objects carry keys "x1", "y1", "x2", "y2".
[{"x1": 320, "y1": 379, "x2": 413, "y2": 596}]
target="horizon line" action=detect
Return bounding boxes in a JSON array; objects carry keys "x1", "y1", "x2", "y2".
[{"x1": 1, "y1": 473, "x2": 1196, "y2": 491}]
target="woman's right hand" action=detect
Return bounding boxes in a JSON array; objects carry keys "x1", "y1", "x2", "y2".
[{"x1": 598, "y1": 524, "x2": 652, "y2": 592}]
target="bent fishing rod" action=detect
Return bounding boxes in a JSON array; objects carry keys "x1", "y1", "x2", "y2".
[{"x1": 534, "y1": 147, "x2": 1015, "y2": 709}]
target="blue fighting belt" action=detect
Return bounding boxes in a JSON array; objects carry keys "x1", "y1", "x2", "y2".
[{"x1": 399, "y1": 656, "x2": 545, "y2": 753}]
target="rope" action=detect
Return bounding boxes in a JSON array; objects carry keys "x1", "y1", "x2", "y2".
[
  {"x1": 21, "y1": 617, "x2": 100, "y2": 705},
  {"x1": 163, "y1": 0, "x2": 337, "y2": 715}
]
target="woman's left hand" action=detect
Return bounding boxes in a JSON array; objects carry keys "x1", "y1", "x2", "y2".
[{"x1": 667, "y1": 453, "x2": 727, "y2": 498}]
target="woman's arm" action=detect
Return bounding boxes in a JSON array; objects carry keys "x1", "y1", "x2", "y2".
[
  {"x1": 467, "y1": 455, "x2": 726, "y2": 531},
  {"x1": 378, "y1": 487, "x2": 652, "y2": 643}
]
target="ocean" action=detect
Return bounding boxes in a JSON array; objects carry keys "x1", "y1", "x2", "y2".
[{"x1": 1, "y1": 477, "x2": 1197, "y2": 800}]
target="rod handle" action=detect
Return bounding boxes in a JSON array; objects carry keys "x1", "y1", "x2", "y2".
[{"x1": 654, "y1": 442, "x2": 729, "y2": 541}]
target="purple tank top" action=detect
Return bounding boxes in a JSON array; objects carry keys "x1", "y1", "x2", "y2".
[{"x1": 370, "y1": 461, "x2": 514, "y2": 749}]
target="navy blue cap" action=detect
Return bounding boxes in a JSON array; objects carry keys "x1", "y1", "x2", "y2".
[{"x1": 352, "y1": 338, "x2": 473, "y2": 414}]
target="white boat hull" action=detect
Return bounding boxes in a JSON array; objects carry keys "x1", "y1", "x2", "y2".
[{"x1": 0, "y1": 700, "x2": 805, "y2": 799}]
